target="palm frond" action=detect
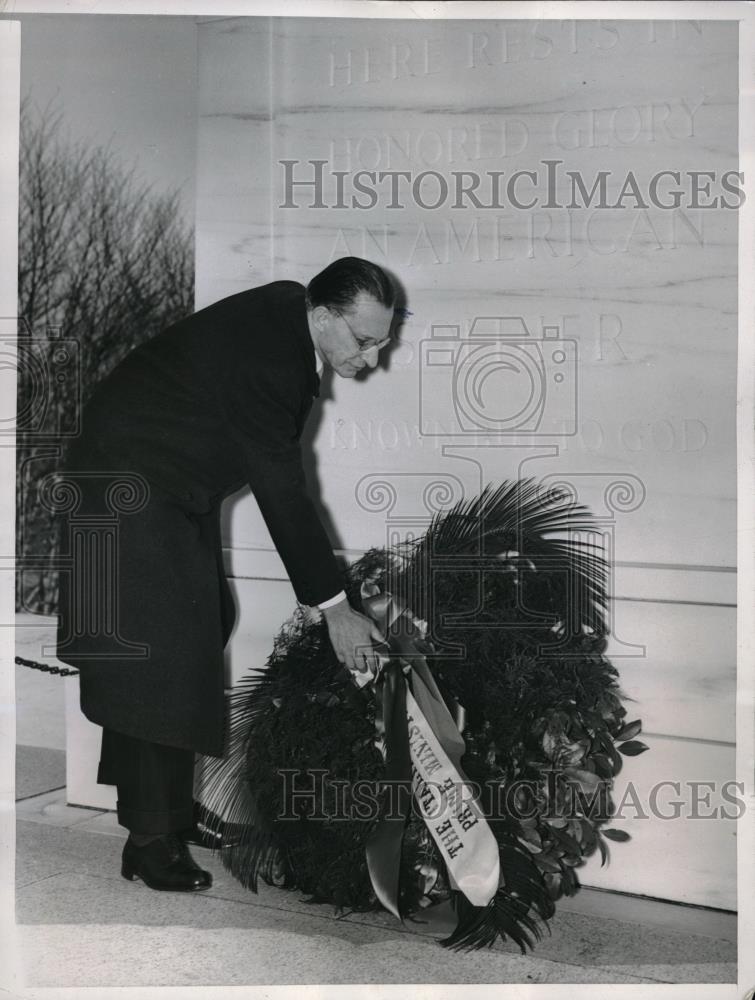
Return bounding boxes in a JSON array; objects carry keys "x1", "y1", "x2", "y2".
[
  {"x1": 195, "y1": 668, "x2": 285, "y2": 889},
  {"x1": 438, "y1": 834, "x2": 555, "y2": 952},
  {"x1": 400, "y1": 478, "x2": 610, "y2": 636}
]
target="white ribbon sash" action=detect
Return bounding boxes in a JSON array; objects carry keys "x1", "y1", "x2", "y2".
[{"x1": 405, "y1": 688, "x2": 500, "y2": 907}]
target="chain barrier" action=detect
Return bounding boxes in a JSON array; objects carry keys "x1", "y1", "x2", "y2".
[{"x1": 15, "y1": 655, "x2": 78, "y2": 677}]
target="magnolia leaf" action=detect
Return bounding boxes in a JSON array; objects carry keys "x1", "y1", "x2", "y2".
[
  {"x1": 559, "y1": 743, "x2": 586, "y2": 766},
  {"x1": 591, "y1": 753, "x2": 613, "y2": 778},
  {"x1": 609, "y1": 745, "x2": 624, "y2": 774},
  {"x1": 543, "y1": 872, "x2": 562, "y2": 900},
  {"x1": 616, "y1": 719, "x2": 642, "y2": 742},
  {"x1": 578, "y1": 819, "x2": 597, "y2": 850},
  {"x1": 516, "y1": 835, "x2": 543, "y2": 855},
  {"x1": 568, "y1": 818, "x2": 585, "y2": 839},
  {"x1": 559, "y1": 866, "x2": 578, "y2": 896},
  {"x1": 568, "y1": 718, "x2": 588, "y2": 739},
  {"x1": 564, "y1": 767, "x2": 603, "y2": 792},
  {"x1": 561, "y1": 855, "x2": 584, "y2": 867},
  {"x1": 598, "y1": 836, "x2": 610, "y2": 867},
  {"x1": 618, "y1": 740, "x2": 649, "y2": 756},
  {"x1": 536, "y1": 855, "x2": 563, "y2": 873},
  {"x1": 551, "y1": 827, "x2": 583, "y2": 855},
  {"x1": 518, "y1": 825, "x2": 543, "y2": 849},
  {"x1": 595, "y1": 731, "x2": 614, "y2": 754},
  {"x1": 513, "y1": 785, "x2": 534, "y2": 810},
  {"x1": 602, "y1": 827, "x2": 631, "y2": 842}
]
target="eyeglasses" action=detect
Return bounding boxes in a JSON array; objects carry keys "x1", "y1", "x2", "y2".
[{"x1": 332, "y1": 309, "x2": 392, "y2": 354}]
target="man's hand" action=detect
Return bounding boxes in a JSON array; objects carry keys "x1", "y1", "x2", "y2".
[{"x1": 320, "y1": 599, "x2": 386, "y2": 679}]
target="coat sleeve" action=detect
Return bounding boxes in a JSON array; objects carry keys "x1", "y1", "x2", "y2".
[{"x1": 221, "y1": 361, "x2": 345, "y2": 607}]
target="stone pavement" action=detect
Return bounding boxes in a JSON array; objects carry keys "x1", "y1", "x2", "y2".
[
  {"x1": 11, "y1": 763, "x2": 737, "y2": 989},
  {"x1": 8, "y1": 662, "x2": 738, "y2": 989}
]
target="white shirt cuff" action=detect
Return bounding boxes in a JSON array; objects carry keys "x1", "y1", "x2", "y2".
[{"x1": 317, "y1": 590, "x2": 347, "y2": 610}]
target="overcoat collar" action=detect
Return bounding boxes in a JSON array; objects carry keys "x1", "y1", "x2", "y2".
[{"x1": 286, "y1": 283, "x2": 320, "y2": 399}]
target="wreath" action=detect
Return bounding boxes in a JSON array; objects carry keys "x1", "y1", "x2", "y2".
[{"x1": 199, "y1": 480, "x2": 647, "y2": 951}]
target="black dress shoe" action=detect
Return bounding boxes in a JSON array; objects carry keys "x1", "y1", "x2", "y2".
[{"x1": 121, "y1": 833, "x2": 212, "y2": 892}]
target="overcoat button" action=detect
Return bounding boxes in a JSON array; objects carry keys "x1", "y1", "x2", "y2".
[{"x1": 185, "y1": 490, "x2": 194, "y2": 501}]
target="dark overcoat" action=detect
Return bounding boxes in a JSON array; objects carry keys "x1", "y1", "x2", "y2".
[{"x1": 55, "y1": 281, "x2": 344, "y2": 757}]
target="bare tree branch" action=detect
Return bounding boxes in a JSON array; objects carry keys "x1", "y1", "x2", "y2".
[{"x1": 16, "y1": 99, "x2": 195, "y2": 614}]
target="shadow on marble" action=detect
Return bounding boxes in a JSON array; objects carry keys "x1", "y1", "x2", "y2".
[
  {"x1": 16, "y1": 744, "x2": 66, "y2": 801},
  {"x1": 16, "y1": 788, "x2": 108, "y2": 828},
  {"x1": 15, "y1": 883, "x2": 659, "y2": 988},
  {"x1": 16, "y1": 818, "x2": 735, "y2": 985}
]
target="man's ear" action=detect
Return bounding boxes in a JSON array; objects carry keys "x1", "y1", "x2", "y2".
[{"x1": 311, "y1": 305, "x2": 331, "y2": 331}]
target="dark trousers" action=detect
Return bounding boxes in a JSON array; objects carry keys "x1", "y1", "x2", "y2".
[{"x1": 97, "y1": 727, "x2": 196, "y2": 834}]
